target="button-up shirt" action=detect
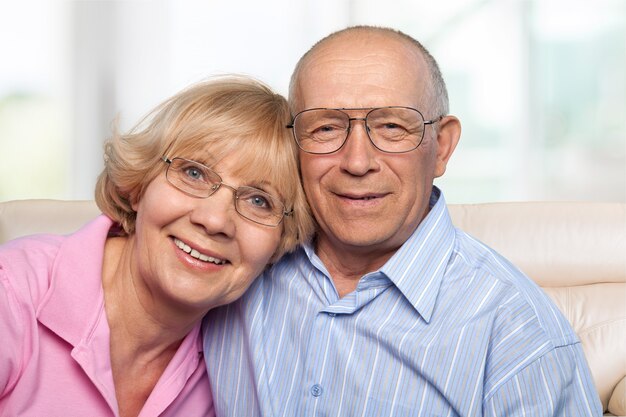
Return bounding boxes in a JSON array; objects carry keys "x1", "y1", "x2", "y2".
[{"x1": 203, "y1": 188, "x2": 601, "y2": 416}]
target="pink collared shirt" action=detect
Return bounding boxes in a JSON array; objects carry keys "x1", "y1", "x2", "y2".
[{"x1": 0, "y1": 215, "x2": 214, "y2": 417}]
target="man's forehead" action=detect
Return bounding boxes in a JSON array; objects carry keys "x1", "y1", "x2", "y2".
[{"x1": 297, "y1": 47, "x2": 430, "y2": 110}]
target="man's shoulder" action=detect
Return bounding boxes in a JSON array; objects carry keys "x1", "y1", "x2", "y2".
[
  {"x1": 451, "y1": 228, "x2": 577, "y2": 339},
  {"x1": 451, "y1": 227, "x2": 543, "y2": 296}
]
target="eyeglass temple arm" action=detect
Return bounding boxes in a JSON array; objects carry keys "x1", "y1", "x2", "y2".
[{"x1": 424, "y1": 115, "x2": 445, "y2": 125}]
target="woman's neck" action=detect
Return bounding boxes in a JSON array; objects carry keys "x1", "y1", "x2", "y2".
[{"x1": 101, "y1": 235, "x2": 198, "y2": 417}]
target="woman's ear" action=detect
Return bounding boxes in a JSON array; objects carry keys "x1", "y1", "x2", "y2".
[
  {"x1": 129, "y1": 189, "x2": 140, "y2": 212},
  {"x1": 434, "y1": 115, "x2": 461, "y2": 178}
]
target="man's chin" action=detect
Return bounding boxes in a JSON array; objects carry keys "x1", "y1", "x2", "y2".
[{"x1": 320, "y1": 222, "x2": 406, "y2": 252}]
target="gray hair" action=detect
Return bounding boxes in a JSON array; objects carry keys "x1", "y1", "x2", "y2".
[{"x1": 288, "y1": 25, "x2": 449, "y2": 118}]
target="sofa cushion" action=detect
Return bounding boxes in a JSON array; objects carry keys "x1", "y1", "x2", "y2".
[
  {"x1": 609, "y1": 377, "x2": 625, "y2": 416},
  {"x1": 1, "y1": 199, "x2": 624, "y2": 414}
]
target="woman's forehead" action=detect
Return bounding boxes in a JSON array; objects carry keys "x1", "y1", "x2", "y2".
[
  {"x1": 168, "y1": 131, "x2": 293, "y2": 195},
  {"x1": 187, "y1": 146, "x2": 282, "y2": 187}
]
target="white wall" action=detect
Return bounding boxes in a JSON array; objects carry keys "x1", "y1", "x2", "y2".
[{"x1": 0, "y1": 0, "x2": 624, "y2": 202}]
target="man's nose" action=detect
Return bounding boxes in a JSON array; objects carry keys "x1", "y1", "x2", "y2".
[{"x1": 338, "y1": 118, "x2": 380, "y2": 176}]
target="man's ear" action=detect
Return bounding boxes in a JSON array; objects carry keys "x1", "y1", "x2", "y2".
[{"x1": 434, "y1": 115, "x2": 461, "y2": 178}]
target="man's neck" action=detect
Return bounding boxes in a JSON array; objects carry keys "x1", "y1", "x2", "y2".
[{"x1": 315, "y1": 237, "x2": 399, "y2": 298}]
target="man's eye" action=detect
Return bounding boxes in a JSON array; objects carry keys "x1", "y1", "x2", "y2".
[
  {"x1": 315, "y1": 125, "x2": 336, "y2": 132},
  {"x1": 311, "y1": 124, "x2": 342, "y2": 135},
  {"x1": 380, "y1": 122, "x2": 407, "y2": 131}
]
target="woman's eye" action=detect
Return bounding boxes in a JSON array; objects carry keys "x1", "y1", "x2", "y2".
[
  {"x1": 241, "y1": 191, "x2": 277, "y2": 213},
  {"x1": 250, "y1": 195, "x2": 270, "y2": 208},
  {"x1": 184, "y1": 166, "x2": 204, "y2": 181}
]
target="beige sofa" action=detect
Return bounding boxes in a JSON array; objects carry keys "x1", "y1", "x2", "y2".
[{"x1": 1, "y1": 199, "x2": 625, "y2": 416}]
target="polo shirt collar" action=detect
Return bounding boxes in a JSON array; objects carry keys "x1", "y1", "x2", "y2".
[{"x1": 37, "y1": 215, "x2": 113, "y2": 346}]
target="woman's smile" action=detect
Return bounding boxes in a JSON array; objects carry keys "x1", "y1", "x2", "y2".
[{"x1": 173, "y1": 237, "x2": 227, "y2": 265}]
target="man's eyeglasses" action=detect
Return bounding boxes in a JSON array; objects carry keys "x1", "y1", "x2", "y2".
[
  {"x1": 287, "y1": 106, "x2": 443, "y2": 154},
  {"x1": 162, "y1": 157, "x2": 292, "y2": 227}
]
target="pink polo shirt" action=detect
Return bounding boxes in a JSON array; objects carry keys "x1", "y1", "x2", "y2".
[{"x1": 0, "y1": 215, "x2": 214, "y2": 417}]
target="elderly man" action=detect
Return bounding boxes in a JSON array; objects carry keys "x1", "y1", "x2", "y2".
[{"x1": 203, "y1": 26, "x2": 601, "y2": 416}]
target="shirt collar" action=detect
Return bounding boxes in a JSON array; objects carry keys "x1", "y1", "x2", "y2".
[
  {"x1": 38, "y1": 215, "x2": 113, "y2": 346},
  {"x1": 303, "y1": 187, "x2": 456, "y2": 323},
  {"x1": 380, "y1": 187, "x2": 456, "y2": 322}
]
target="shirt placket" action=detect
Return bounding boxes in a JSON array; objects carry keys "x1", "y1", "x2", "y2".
[{"x1": 297, "y1": 271, "x2": 391, "y2": 416}]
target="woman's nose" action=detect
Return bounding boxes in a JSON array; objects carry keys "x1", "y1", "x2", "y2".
[{"x1": 188, "y1": 185, "x2": 237, "y2": 238}]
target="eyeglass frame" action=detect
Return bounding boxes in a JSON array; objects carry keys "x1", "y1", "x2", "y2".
[
  {"x1": 161, "y1": 156, "x2": 292, "y2": 227},
  {"x1": 286, "y1": 106, "x2": 444, "y2": 154}
]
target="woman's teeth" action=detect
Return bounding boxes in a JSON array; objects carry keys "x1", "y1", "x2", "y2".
[{"x1": 174, "y1": 238, "x2": 226, "y2": 265}]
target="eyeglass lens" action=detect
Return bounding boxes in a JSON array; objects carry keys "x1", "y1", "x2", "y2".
[
  {"x1": 164, "y1": 158, "x2": 285, "y2": 226},
  {"x1": 293, "y1": 107, "x2": 427, "y2": 153}
]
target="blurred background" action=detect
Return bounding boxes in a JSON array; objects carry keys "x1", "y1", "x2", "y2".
[{"x1": 0, "y1": 0, "x2": 624, "y2": 203}]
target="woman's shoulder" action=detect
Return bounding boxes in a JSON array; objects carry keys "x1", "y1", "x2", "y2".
[
  {"x1": 0, "y1": 233, "x2": 66, "y2": 271},
  {"x1": 0, "y1": 214, "x2": 111, "y2": 278},
  {"x1": 0, "y1": 233, "x2": 66, "y2": 304}
]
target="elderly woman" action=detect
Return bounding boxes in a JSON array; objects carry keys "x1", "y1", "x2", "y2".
[{"x1": 0, "y1": 76, "x2": 313, "y2": 416}]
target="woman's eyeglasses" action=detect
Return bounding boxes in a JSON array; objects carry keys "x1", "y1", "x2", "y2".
[{"x1": 162, "y1": 157, "x2": 291, "y2": 227}]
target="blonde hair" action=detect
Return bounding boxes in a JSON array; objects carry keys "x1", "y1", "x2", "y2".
[{"x1": 96, "y1": 75, "x2": 314, "y2": 260}]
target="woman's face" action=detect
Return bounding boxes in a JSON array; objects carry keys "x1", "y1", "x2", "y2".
[{"x1": 129, "y1": 152, "x2": 283, "y2": 315}]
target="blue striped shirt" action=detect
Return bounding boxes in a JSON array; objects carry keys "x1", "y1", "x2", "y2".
[{"x1": 203, "y1": 188, "x2": 602, "y2": 416}]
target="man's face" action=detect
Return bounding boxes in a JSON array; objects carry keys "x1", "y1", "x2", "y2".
[{"x1": 295, "y1": 33, "x2": 454, "y2": 262}]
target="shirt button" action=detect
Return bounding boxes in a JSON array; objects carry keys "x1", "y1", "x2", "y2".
[
  {"x1": 310, "y1": 384, "x2": 323, "y2": 397},
  {"x1": 328, "y1": 313, "x2": 336, "y2": 317}
]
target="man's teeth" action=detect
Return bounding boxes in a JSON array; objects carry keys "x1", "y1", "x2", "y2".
[{"x1": 174, "y1": 238, "x2": 226, "y2": 265}]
